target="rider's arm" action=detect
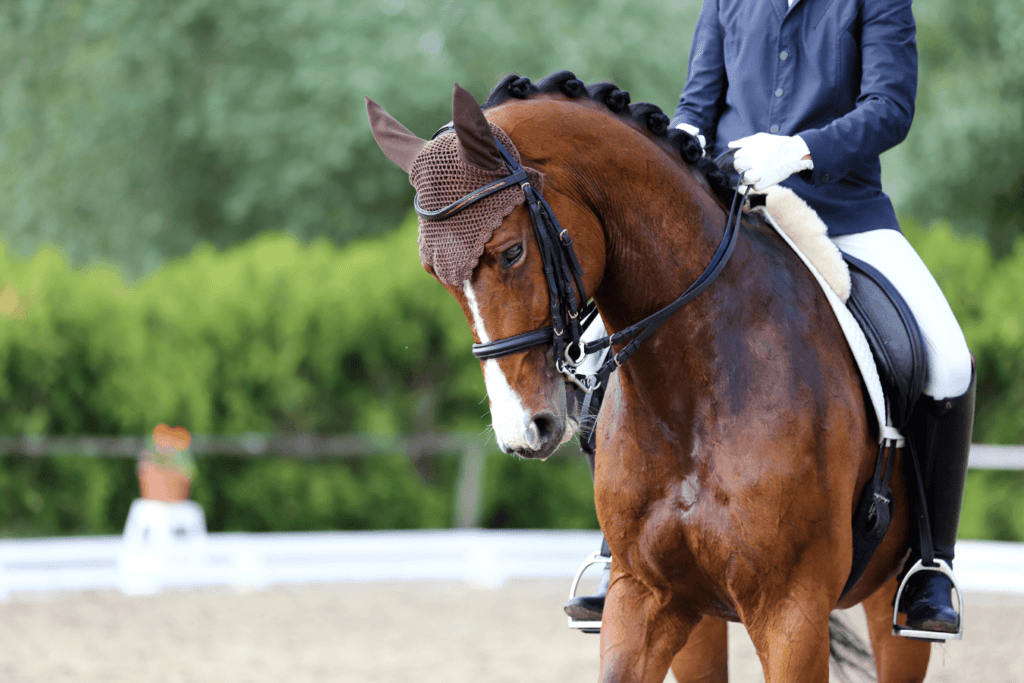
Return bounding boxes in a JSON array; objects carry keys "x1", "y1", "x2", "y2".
[
  {"x1": 798, "y1": 0, "x2": 917, "y2": 185},
  {"x1": 671, "y1": 0, "x2": 726, "y2": 149}
]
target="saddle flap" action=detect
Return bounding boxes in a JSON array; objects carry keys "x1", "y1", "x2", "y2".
[{"x1": 842, "y1": 252, "x2": 929, "y2": 431}]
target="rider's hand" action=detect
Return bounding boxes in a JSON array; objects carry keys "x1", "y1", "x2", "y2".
[
  {"x1": 728, "y1": 133, "x2": 813, "y2": 191},
  {"x1": 673, "y1": 122, "x2": 706, "y2": 155}
]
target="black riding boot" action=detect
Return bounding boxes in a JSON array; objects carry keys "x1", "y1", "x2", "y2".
[{"x1": 901, "y1": 367, "x2": 976, "y2": 634}]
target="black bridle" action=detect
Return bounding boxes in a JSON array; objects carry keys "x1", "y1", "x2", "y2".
[{"x1": 415, "y1": 125, "x2": 747, "y2": 398}]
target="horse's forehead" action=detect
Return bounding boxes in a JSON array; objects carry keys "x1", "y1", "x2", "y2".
[{"x1": 411, "y1": 123, "x2": 542, "y2": 286}]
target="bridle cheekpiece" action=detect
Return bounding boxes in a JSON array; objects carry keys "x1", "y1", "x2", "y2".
[{"x1": 416, "y1": 124, "x2": 591, "y2": 378}]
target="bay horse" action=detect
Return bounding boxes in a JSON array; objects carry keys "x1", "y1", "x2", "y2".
[{"x1": 367, "y1": 72, "x2": 934, "y2": 683}]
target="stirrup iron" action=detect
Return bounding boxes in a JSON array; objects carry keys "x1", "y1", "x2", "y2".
[
  {"x1": 892, "y1": 558, "x2": 963, "y2": 641},
  {"x1": 567, "y1": 551, "x2": 611, "y2": 633}
]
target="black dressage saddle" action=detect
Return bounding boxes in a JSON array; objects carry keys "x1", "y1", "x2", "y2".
[
  {"x1": 839, "y1": 251, "x2": 929, "y2": 598},
  {"x1": 843, "y1": 252, "x2": 929, "y2": 433}
]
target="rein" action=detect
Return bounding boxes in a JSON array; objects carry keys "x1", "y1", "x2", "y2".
[{"x1": 415, "y1": 125, "x2": 747, "y2": 400}]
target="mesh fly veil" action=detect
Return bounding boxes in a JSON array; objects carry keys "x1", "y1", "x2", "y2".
[{"x1": 410, "y1": 123, "x2": 543, "y2": 286}]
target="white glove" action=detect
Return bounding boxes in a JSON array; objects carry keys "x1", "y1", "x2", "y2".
[
  {"x1": 728, "y1": 133, "x2": 813, "y2": 191},
  {"x1": 673, "y1": 122, "x2": 706, "y2": 155}
]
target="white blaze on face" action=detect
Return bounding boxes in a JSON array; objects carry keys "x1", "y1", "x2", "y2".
[{"x1": 463, "y1": 280, "x2": 532, "y2": 452}]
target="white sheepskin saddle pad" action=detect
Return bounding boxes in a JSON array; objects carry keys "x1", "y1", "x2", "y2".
[{"x1": 758, "y1": 186, "x2": 851, "y2": 302}]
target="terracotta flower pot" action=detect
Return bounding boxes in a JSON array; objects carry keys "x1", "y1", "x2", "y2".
[
  {"x1": 154, "y1": 424, "x2": 191, "y2": 452},
  {"x1": 138, "y1": 461, "x2": 191, "y2": 502}
]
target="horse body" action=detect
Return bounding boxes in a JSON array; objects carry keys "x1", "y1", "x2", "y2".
[
  {"x1": 491, "y1": 97, "x2": 916, "y2": 681},
  {"x1": 368, "y1": 79, "x2": 932, "y2": 682}
]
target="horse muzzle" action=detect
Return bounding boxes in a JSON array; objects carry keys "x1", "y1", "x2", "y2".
[{"x1": 498, "y1": 411, "x2": 567, "y2": 460}]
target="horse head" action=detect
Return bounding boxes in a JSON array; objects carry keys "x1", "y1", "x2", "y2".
[{"x1": 367, "y1": 84, "x2": 607, "y2": 459}]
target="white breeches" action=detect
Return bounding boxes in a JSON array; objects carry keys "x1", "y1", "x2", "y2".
[{"x1": 830, "y1": 229, "x2": 973, "y2": 399}]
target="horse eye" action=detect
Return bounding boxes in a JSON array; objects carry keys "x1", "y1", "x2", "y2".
[{"x1": 501, "y1": 244, "x2": 524, "y2": 268}]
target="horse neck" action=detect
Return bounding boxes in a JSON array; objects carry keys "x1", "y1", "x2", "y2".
[
  {"x1": 549, "y1": 119, "x2": 735, "y2": 367},
  {"x1": 495, "y1": 100, "x2": 745, "y2": 394},
  {"x1": 539, "y1": 111, "x2": 761, "y2": 422},
  {"x1": 591, "y1": 166, "x2": 728, "y2": 335},
  {"x1": 493, "y1": 101, "x2": 727, "y2": 317}
]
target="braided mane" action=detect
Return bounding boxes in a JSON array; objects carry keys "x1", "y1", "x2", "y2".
[{"x1": 482, "y1": 70, "x2": 736, "y2": 207}]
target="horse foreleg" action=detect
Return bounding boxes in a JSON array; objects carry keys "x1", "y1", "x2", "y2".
[
  {"x1": 669, "y1": 616, "x2": 728, "y2": 683},
  {"x1": 598, "y1": 571, "x2": 694, "y2": 683},
  {"x1": 744, "y1": 591, "x2": 833, "y2": 683},
  {"x1": 862, "y1": 577, "x2": 931, "y2": 683}
]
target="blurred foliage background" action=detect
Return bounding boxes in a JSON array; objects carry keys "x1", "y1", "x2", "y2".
[
  {"x1": 0, "y1": 0, "x2": 704, "y2": 277},
  {"x1": 0, "y1": 0, "x2": 1021, "y2": 538}
]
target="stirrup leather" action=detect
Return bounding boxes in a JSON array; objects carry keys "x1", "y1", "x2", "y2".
[
  {"x1": 567, "y1": 551, "x2": 611, "y2": 632},
  {"x1": 892, "y1": 558, "x2": 963, "y2": 641}
]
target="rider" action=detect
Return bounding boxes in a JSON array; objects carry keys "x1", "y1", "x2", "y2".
[{"x1": 567, "y1": 0, "x2": 975, "y2": 636}]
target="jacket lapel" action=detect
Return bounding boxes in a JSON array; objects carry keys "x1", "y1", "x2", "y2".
[{"x1": 772, "y1": 0, "x2": 787, "y2": 21}]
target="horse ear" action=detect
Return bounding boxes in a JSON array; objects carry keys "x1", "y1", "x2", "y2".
[
  {"x1": 365, "y1": 97, "x2": 428, "y2": 174},
  {"x1": 452, "y1": 83, "x2": 505, "y2": 172}
]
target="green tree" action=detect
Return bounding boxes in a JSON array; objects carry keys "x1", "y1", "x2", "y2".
[
  {"x1": 886, "y1": 0, "x2": 1024, "y2": 255},
  {"x1": 0, "y1": 0, "x2": 701, "y2": 278},
  {"x1": 4, "y1": 0, "x2": 1022, "y2": 272}
]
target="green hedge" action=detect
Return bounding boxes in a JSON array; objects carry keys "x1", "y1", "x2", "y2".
[
  {"x1": 903, "y1": 218, "x2": 1024, "y2": 445},
  {"x1": 0, "y1": 216, "x2": 1020, "y2": 538},
  {"x1": 0, "y1": 450, "x2": 600, "y2": 536},
  {"x1": 961, "y1": 470, "x2": 1024, "y2": 542},
  {"x1": 0, "y1": 215, "x2": 478, "y2": 436},
  {"x1": 0, "y1": 215, "x2": 599, "y2": 536}
]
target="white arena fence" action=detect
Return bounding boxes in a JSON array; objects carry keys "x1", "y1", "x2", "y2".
[
  {"x1": 0, "y1": 435, "x2": 1022, "y2": 600},
  {"x1": 1, "y1": 530, "x2": 1023, "y2": 600},
  {"x1": 2, "y1": 434, "x2": 1023, "y2": 529}
]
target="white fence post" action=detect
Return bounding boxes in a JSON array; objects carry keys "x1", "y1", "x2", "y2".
[{"x1": 454, "y1": 444, "x2": 486, "y2": 528}]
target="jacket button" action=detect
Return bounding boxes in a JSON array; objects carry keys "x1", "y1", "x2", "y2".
[
  {"x1": 775, "y1": 88, "x2": 784, "y2": 98},
  {"x1": 770, "y1": 125, "x2": 780, "y2": 134},
  {"x1": 780, "y1": 51, "x2": 789, "y2": 61}
]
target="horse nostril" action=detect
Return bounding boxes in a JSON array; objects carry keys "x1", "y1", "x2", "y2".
[{"x1": 524, "y1": 413, "x2": 557, "y2": 450}]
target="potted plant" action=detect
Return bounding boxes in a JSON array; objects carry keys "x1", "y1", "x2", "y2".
[{"x1": 137, "y1": 424, "x2": 196, "y2": 502}]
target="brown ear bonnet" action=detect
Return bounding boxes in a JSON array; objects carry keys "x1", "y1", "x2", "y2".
[{"x1": 410, "y1": 124, "x2": 543, "y2": 286}]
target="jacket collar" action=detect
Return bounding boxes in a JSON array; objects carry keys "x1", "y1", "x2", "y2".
[{"x1": 775, "y1": 0, "x2": 804, "y2": 21}]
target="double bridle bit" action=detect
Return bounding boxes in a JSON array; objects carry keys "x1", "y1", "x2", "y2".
[{"x1": 415, "y1": 125, "x2": 747, "y2": 398}]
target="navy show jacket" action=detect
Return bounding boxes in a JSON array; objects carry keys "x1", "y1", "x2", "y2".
[{"x1": 672, "y1": 0, "x2": 917, "y2": 236}]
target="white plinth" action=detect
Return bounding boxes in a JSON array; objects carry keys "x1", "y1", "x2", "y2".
[{"x1": 117, "y1": 498, "x2": 208, "y2": 595}]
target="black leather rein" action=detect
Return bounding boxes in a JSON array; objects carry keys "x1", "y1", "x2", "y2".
[{"x1": 415, "y1": 124, "x2": 746, "y2": 393}]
